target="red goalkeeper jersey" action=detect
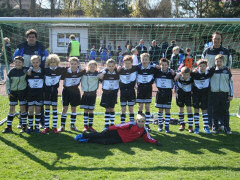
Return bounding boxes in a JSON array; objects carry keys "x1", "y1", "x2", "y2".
[{"x1": 109, "y1": 122, "x2": 157, "y2": 144}]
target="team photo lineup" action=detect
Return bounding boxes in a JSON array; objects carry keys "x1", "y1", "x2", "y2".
[{"x1": 0, "y1": 28, "x2": 234, "y2": 146}]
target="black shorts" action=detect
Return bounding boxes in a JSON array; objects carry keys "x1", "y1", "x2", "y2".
[
  {"x1": 155, "y1": 89, "x2": 172, "y2": 109},
  {"x1": 176, "y1": 90, "x2": 192, "y2": 107},
  {"x1": 44, "y1": 87, "x2": 58, "y2": 106},
  {"x1": 100, "y1": 90, "x2": 118, "y2": 108},
  {"x1": 136, "y1": 85, "x2": 152, "y2": 103},
  {"x1": 9, "y1": 90, "x2": 27, "y2": 106},
  {"x1": 27, "y1": 91, "x2": 44, "y2": 106},
  {"x1": 62, "y1": 87, "x2": 81, "y2": 107},
  {"x1": 80, "y1": 92, "x2": 97, "y2": 110},
  {"x1": 120, "y1": 88, "x2": 136, "y2": 106},
  {"x1": 192, "y1": 89, "x2": 208, "y2": 110}
]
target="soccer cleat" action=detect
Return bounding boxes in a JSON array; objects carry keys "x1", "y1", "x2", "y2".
[
  {"x1": 102, "y1": 127, "x2": 109, "y2": 133},
  {"x1": 20, "y1": 127, "x2": 27, "y2": 133},
  {"x1": 58, "y1": 125, "x2": 65, "y2": 132},
  {"x1": 2, "y1": 127, "x2": 13, "y2": 133},
  {"x1": 212, "y1": 127, "x2": 218, "y2": 134},
  {"x1": 17, "y1": 123, "x2": 22, "y2": 129},
  {"x1": 78, "y1": 138, "x2": 88, "y2": 143},
  {"x1": 145, "y1": 125, "x2": 151, "y2": 132},
  {"x1": 219, "y1": 125, "x2": 225, "y2": 132},
  {"x1": 224, "y1": 127, "x2": 232, "y2": 134},
  {"x1": 165, "y1": 126, "x2": 170, "y2": 133},
  {"x1": 158, "y1": 124, "x2": 163, "y2": 132},
  {"x1": 75, "y1": 134, "x2": 83, "y2": 141},
  {"x1": 41, "y1": 127, "x2": 50, "y2": 134},
  {"x1": 34, "y1": 128, "x2": 41, "y2": 134},
  {"x1": 88, "y1": 126, "x2": 96, "y2": 132},
  {"x1": 194, "y1": 127, "x2": 199, "y2": 134},
  {"x1": 39, "y1": 123, "x2": 45, "y2": 129},
  {"x1": 52, "y1": 128, "x2": 59, "y2": 134},
  {"x1": 71, "y1": 125, "x2": 79, "y2": 132},
  {"x1": 27, "y1": 127, "x2": 34, "y2": 134},
  {"x1": 188, "y1": 126, "x2": 194, "y2": 133},
  {"x1": 83, "y1": 125, "x2": 88, "y2": 132},
  {"x1": 179, "y1": 124, "x2": 185, "y2": 131},
  {"x1": 203, "y1": 127, "x2": 211, "y2": 134}
]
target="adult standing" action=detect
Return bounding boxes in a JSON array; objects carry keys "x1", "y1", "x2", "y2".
[
  {"x1": 165, "y1": 40, "x2": 176, "y2": 60},
  {"x1": 149, "y1": 40, "x2": 161, "y2": 64},
  {"x1": 13, "y1": 29, "x2": 48, "y2": 68},
  {"x1": 135, "y1": 39, "x2": 147, "y2": 60},
  {"x1": 13, "y1": 29, "x2": 48, "y2": 128},
  {"x1": 66, "y1": 34, "x2": 81, "y2": 60},
  {"x1": 0, "y1": 37, "x2": 12, "y2": 84},
  {"x1": 201, "y1": 31, "x2": 232, "y2": 129}
]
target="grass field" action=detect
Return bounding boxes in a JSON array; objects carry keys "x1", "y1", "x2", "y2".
[{"x1": 0, "y1": 96, "x2": 240, "y2": 179}]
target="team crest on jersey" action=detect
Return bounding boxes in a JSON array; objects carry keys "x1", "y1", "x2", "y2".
[{"x1": 219, "y1": 51, "x2": 224, "y2": 55}]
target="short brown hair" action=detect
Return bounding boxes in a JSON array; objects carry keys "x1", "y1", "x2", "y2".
[
  {"x1": 106, "y1": 59, "x2": 116, "y2": 65},
  {"x1": 212, "y1": 31, "x2": 222, "y2": 39},
  {"x1": 159, "y1": 58, "x2": 170, "y2": 65},
  {"x1": 14, "y1": 56, "x2": 24, "y2": 62},
  {"x1": 69, "y1": 34, "x2": 75, "y2": 40},
  {"x1": 181, "y1": 66, "x2": 191, "y2": 74},
  {"x1": 215, "y1": 54, "x2": 225, "y2": 62},
  {"x1": 197, "y1": 59, "x2": 208, "y2": 66},
  {"x1": 123, "y1": 55, "x2": 133, "y2": 63},
  {"x1": 25, "y1": 29, "x2": 37, "y2": 38}
]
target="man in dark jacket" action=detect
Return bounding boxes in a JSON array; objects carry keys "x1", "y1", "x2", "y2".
[
  {"x1": 149, "y1": 40, "x2": 161, "y2": 64},
  {"x1": 165, "y1": 40, "x2": 176, "y2": 60},
  {"x1": 13, "y1": 29, "x2": 48, "y2": 69},
  {"x1": 135, "y1": 39, "x2": 147, "y2": 60}
]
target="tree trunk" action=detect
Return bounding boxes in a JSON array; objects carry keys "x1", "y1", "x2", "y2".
[
  {"x1": 51, "y1": 0, "x2": 55, "y2": 17},
  {"x1": 31, "y1": 0, "x2": 36, "y2": 17}
]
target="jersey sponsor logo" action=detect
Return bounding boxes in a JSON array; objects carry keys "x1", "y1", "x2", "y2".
[
  {"x1": 102, "y1": 79, "x2": 119, "y2": 90},
  {"x1": 156, "y1": 78, "x2": 173, "y2": 88},
  {"x1": 120, "y1": 71, "x2": 137, "y2": 84},
  {"x1": 64, "y1": 77, "x2": 81, "y2": 87},
  {"x1": 194, "y1": 79, "x2": 210, "y2": 89},
  {"x1": 45, "y1": 75, "x2": 61, "y2": 86},
  {"x1": 137, "y1": 74, "x2": 154, "y2": 84},
  {"x1": 28, "y1": 79, "x2": 44, "y2": 88}
]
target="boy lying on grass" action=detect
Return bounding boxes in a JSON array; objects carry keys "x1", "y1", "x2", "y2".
[{"x1": 75, "y1": 113, "x2": 162, "y2": 146}]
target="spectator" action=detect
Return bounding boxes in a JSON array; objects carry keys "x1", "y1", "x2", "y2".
[
  {"x1": 135, "y1": 39, "x2": 147, "y2": 60},
  {"x1": 124, "y1": 45, "x2": 132, "y2": 56},
  {"x1": 161, "y1": 40, "x2": 168, "y2": 57},
  {"x1": 149, "y1": 40, "x2": 161, "y2": 64},
  {"x1": 66, "y1": 34, "x2": 81, "y2": 61},
  {"x1": 0, "y1": 37, "x2": 12, "y2": 83},
  {"x1": 165, "y1": 40, "x2": 176, "y2": 60},
  {"x1": 116, "y1": 45, "x2": 122, "y2": 56},
  {"x1": 90, "y1": 48, "x2": 97, "y2": 60}
]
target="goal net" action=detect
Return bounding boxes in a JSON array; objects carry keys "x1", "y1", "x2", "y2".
[{"x1": 0, "y1": 17, "x2": 239, "y2": 119}]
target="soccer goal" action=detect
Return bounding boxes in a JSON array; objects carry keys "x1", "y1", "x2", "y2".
[{"x1": 0, "y1": 17, "x2": 240, "y2": 120}]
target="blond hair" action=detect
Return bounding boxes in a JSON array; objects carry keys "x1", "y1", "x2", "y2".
[
  {"x1": 136, "y1": 113, "x2": 146, "y2": 121},
  {"x1": 87, "y1": 60, "x2": 97, "y2": 72},
  {"x1": 173, "y1": 46, "x2": 180, "y2": 52},
  {"x1": 4, "y1": 37, "x2": 10, "y2": 44},
  {"x1": 46, "y1": 54, "x2": 60, "y2": 67},
  {"x1": 30, "y1": 55, "x2": 40, "y2": 63},
  {"x1": 140, "y1": 53, "x2": 150, "y2": 60}
]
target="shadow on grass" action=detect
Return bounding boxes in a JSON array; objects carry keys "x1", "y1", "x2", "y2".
[{"x1": 0, "y1": 129, "x2": 240, "y2": 171}]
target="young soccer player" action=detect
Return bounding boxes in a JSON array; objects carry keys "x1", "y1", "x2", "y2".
[
  {"x1": 80, "y1": 60, "x2": 100, "y2": 132},
  {"x1": 136, "y1": 53, "x2": 156, "y2": 132},
  {"x1": 170, "y1": 46, "x2": 181, "y2": 71},
  {"x1": 75, "y1": 113, "x2": 162, "y2": 146},
  {"x1": 58, "y1": 57, "x2": 83, "y2": 132},
  {"x1": 41, "y1": 54, "x2": 64, "y2": 134},
  {"x1": 155, "y1": 58, "x2": 176, "y2": 133},
  {"x1": 210, "y1": 54, "x2": 233, "y2": 134},
  {"x1": 100, "y1": 59, "x2": 119, "y2": 131},
  {"x1": 2, "y1": 56, "x2": 28, "y2": 133},
  {"x1": 191, "y1": 59, "x2": 215, "y2": 134},
  {"x1": 26, "y1": 55, "x2": 45, "y2": 133},
  {"x1": 118, "y1": 55, "x2": 137, "y2": 124},
  {"x1": 175, "y1": 67, "x2": 194, "y2": 133}
]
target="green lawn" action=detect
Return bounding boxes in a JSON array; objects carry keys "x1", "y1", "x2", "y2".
[{"x1": 0, "y1": 96, "x2": 240, "y2": 179}]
